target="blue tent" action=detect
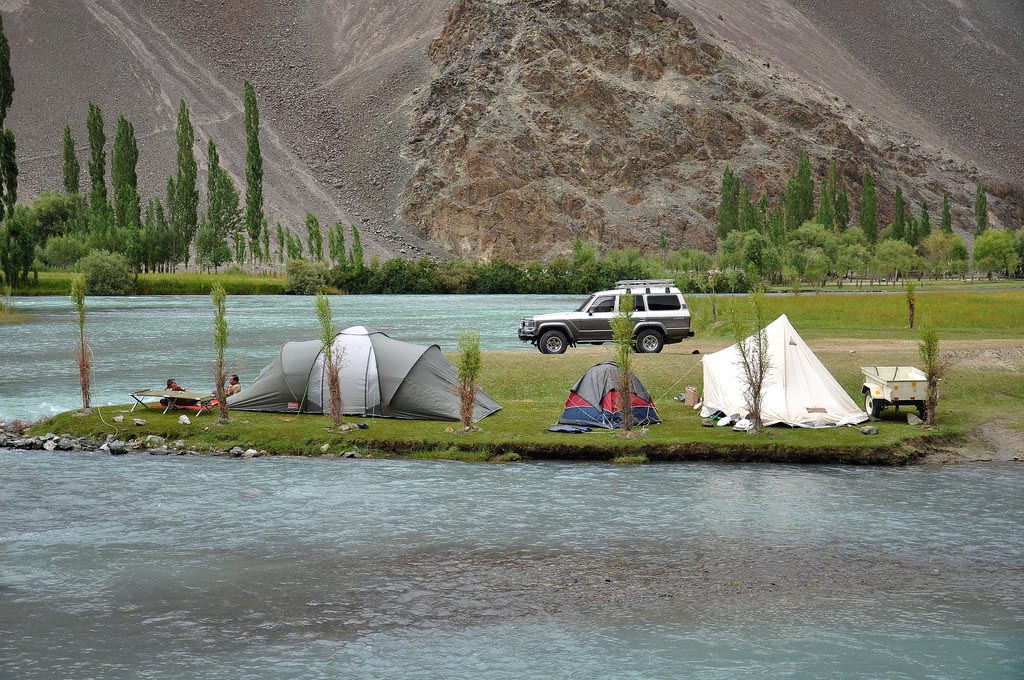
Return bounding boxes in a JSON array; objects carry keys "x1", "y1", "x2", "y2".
[{"x1": 558, "y1": 362, "x2": 661, "y2": 429}]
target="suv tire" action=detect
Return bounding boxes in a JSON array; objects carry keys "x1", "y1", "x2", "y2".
[
  {"x1": 539, "y1": 329, "x2": 568, "y2": 355},
  {"x1": 635, "y1": 329, "x2": 664, "y2": 354}
]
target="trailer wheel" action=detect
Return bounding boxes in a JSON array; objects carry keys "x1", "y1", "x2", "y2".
[{"x1": 864, "y1": 393, "x2": 882, "y2": 418}]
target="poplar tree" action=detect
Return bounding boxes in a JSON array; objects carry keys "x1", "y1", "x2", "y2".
[
  {"x1": 306, "y1": 212, "x2": 323, "y2": 261},
  {"x1": 716, "y1": 166, "x2": 739, "y2": 238},
  {"x1": 0, "y1": 15, "x2": 14, "y2": 223},
  {"x1": 199, "y1": 139, "x2": 233, "y2": 270},
  {"x1": 173, "y1": 99, "x2": 199, "y2": 267},
  {"x1": 0, "y1": 14, "x2": 12, "y2": 127},
  {"x1": 275, "y1": 222, "x2": 286, "y2": 264},
  {"x1": 111, "y1": 116, "x2": 142, "y2": 268},
  {"x1": 350, "y1": 224, "x2": 364, "y2": 273},
  {"x1": 974, "y1": 185, "x2": 988, "y2": 234},
  {"x1": 792, "y1": 151, "x2": 815, "y2": 225},
  {"x1": 260, "y1": 218, "x2": 270, "y2": 265},
  {"x1": 891, "y1": 187, "x2": 906, "y2": 242},
  {"x1": 0, "y1": 127, "x2": 14, "y2": 219},
  {"x1": 738, "y1": 186, "x2": 760, "y2": 233},
  {"x1": 816, "y1": 180, "x2": 835, "y2": 231},
  {"x1": 210, "y1": 283, "x2": 231, "y2": 421},
  {"x1": 860, "y1": 171, "x2": 877, "y2": 244},
  {"x1": 918, "y1": 200, "x2": 931, "y2": 242},
  {"x1": 63, "y1": 125, "x2": 80, "y2": 194},
  {"x1": 329, "y1": 221, "x2": 346, "y2": 266},
  {"x1": 835, "y1": 182, "x2": 850, "y2": 230},
  {"x1": 941, "y1": 193, "x2": 953, "y2": 233},
  {"x1": 243, "y1": 81, "x2": 264, "y2": 263},
  {"x1": 86, "y1": 102, "x2": 107, "y2": 210}
]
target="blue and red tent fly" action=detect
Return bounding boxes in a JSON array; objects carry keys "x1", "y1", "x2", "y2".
[{"x1": 557, "y1": 361, "x2": 661, "y2": 429}]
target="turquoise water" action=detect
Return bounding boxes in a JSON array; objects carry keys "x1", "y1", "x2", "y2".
[
  {"x1": 0, "y1": 294, "x2": 579, "y2": 422},
  {"x1": 2, "y1": 453, "x2": 1021, "y2": 678}
]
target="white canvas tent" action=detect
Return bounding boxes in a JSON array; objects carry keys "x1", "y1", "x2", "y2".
[
  {"x1": 701, "y1": 314, "x2": 867, "y2": 428},
  {"x1": 228, "y1": 326, "x2": 501, "y2": 422}
]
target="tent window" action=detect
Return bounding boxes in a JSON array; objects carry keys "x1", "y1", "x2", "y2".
[{"x1": 647, "y1": 295, "x2": 681, "y2": 311}]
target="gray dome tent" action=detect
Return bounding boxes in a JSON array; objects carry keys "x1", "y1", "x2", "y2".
[{"x1": 227, "y1": 326, "x2": 501, "y2": 422}]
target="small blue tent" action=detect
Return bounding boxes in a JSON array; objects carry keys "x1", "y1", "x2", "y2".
[{"x1": 558, "y1": 362, "x2": 661, "y2": 429}]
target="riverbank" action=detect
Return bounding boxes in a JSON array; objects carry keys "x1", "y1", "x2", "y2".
[{"x1": 19, "y1": 339, "x2": 1024, "y2": 465}]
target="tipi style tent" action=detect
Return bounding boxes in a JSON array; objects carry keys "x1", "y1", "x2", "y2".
[
  {"x1": 701, "y1": 315, "x2": 867, "y2": 428},
  {"x1": 228, "y1": 326, "x2": 501, "y2": 422}
]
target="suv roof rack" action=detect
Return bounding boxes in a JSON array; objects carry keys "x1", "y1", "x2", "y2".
[{"x1": 615, "y1": 279, "x2": 676, "y2": 290}]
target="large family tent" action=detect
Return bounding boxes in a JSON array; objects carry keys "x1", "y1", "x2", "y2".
[
  {"x1": 227, "y1": 326, "x2": 501, "y2": 422},
  {"x1": 701, "y1": 314, "x2": 867, "y2": 428},
  {"x1": 558, "y1": 361, "x2": 661, "y2": 429}
]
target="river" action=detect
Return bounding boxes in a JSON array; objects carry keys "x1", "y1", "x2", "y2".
[
  {"x1": 0, "y1": 294, "x2": 580, "y2": 423},
  {"x1": 1, "y1": 452, "x2": 1021, "y2": 678},
  {"x1": 3, "y1": 295, "x2": 1022, "y2": 678}
]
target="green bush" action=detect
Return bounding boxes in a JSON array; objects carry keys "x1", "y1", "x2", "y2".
[
  {"x1": 42, "y1": 235, "x2": 92, "y2": 269},
  {"x1": 284, "y1": 258, "x2": 327, "y2": 295},
  {"x1": 79, "y1": 250, "x2": 135, "y2": 295}
]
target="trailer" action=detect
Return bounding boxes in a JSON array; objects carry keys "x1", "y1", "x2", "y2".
[{"x1": 860, "y1": 366, "x2": 928, "y2": 419}]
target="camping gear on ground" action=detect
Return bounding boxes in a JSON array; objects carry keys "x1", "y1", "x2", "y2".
[
  {"x1": 557, "y1": 361, "x2": 661, "y2": 429},
  {"x1": 861, "y1": 366, "x2": 929, "y2": 419},
  {"x1": 548, "y1": 424, "x2": 592, "y2": 434},
  {"x1": 130, "y1": 389, "x2": 217, "y2": 416},
  {"x1": 701, "y1": 315, "x2": 868, "y2": 428},
  {"x1": 227, "y1": 326, "x2": 501, "y2": 422},
  {"x1": 684, "y1": 386, "x2": 699, "y2": 407}
]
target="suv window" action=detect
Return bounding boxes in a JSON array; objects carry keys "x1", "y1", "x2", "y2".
[
  {"x1": 590, "y1": 296, "x2": 615, "y2": 313},
  {"x1": 647, "y1": 295, "x2": 681, "y2": 311},
  {"x1": 618, "y1": 294, "x2": 645, "y2": 312}
]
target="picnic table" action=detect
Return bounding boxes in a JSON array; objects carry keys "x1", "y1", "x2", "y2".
[{"x1": 129, "y1": 389, "x2": 218, "y2": 416}]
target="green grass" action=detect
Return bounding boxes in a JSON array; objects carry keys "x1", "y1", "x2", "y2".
[
  {"x1": 12, "y1": 271, "x2": 288, "y2": 296},
  {"x1": 31, "y1": 288, "x2": 1024, "y2": 464},
  {"x1": 700, "y1": 289, "x2": 1024, "y2": 340},
  {"x1": 136, "y1": 272, "x2": 287, "y2": 295}
]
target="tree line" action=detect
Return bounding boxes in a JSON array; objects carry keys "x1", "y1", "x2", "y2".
[{"x1": 714, "y1": 151, "x2": 1022, "y2": 287}]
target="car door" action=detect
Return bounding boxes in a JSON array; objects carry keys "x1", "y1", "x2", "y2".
[{"x1": 580, "y1": 295, "x2": 616, "y2": 341}]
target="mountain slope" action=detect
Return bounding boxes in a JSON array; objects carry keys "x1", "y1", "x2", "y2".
[
  {"x1": 400, "y1": 0, "x2": 1022, "y2": 260},
  {"x1": 5, "y1": 0, "x2": 1022, "y2": 261}
]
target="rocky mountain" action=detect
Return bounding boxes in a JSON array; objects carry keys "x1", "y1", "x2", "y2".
[{"x1": 5, "y1": 0, "x2": 1023, "y2": 261}]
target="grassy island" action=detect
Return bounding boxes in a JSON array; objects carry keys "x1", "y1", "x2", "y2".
[{"x1": 32, "y1": 288, "x2": 1024, "y2": 465}]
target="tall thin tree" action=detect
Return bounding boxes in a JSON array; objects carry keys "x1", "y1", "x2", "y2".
[
  {"x1": 173, "y1": 99, "x2": 199, "y2": 267},
  {"x1": 315, "y1": 292, "x2": 344, "y2": 427},
  {"x1": 941, "y1": 192, "x2": 953, "y2": 234},
  {"x1": 0, "y1": 15, "x2": 14, "y2": 224},
  {"x1": 730, "y1": 287, "x2": 771, "y2": 432},
  {"x1": 86, "y1": 102, "x2": 107, "y2": 209},
  {"x1": 63, "y1": 125, "x2": 80, "y2": 194},
  {"x1": 211, "y1": 283, "x2": 231, "y2": 421},
  {"x1": 974, "y1": 185, "x2": 988, "y2": 235},
  {"x1": 71, "y1": 276, "x2": 92, "y2": 411},
  {"x1": 243, "y1": 81, "x2": 264, "y2": 263}
]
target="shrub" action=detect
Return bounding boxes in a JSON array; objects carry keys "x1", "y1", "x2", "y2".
[
  {"x1": 284, "y1": 258, "x2": 326, "y2": 295},
  {"x1": 78, "y1": 250, "x2": 135, "y2": 295},
  {"x1": 42, "y1": 235, "x2": 92, "y2": 269}
]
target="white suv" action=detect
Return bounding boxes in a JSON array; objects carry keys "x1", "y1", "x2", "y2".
[{"x1": 518, "y1": 280, "x2": 694, "y2": 354}]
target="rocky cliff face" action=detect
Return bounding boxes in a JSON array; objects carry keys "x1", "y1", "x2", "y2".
[{"x1": 402, "y1": 0, "x2": 1022, "y2": 260}]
